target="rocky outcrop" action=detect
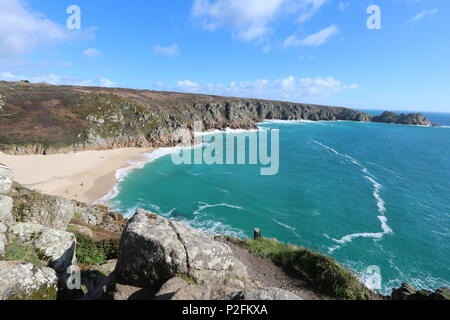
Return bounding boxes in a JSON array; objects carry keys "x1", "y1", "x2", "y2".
[
  {"x1": 10, "y1": 190, "x2": 76, "y2": 230},
  {"x1": 74, "y1": 204, "x2": 127, "y2": 233},
  {"x1": 154, "y1": 276, "x2": 248, "y2": 301},
  {"x1": 8, "y1": 223, "x2": 76, "y2": 273},
  {"x1": 153, "y1": 277, "x2": 301, "y2": 300},
  {"x1": 391, "y1": 283, "x2": 450, "y2": 300},
  {"x1": 9, "y1": 183, "x2": 126, "y2": 232},
  {"x1": 115, "y1": 210, "x2": 248, "y2": 292},
  {"x1": 372, "y1": 111, "x2": 430, "y2": 126},
  {"x1": 0, "y1": 261, "x2": 58, "y2": 300}
]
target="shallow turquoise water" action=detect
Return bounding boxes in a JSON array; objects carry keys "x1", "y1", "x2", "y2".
[{"x1": 109, "y1": 119, "x2": 450, "y2": 294}]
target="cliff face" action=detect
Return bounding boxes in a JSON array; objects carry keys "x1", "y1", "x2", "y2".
[{"x1": 0, "y1": 81, "x2": 429, "y2": 155}]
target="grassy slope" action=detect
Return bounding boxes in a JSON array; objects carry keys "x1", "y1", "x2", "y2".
[{"x1": 221, "y1": 236, "x2": 380, "y2": 300}]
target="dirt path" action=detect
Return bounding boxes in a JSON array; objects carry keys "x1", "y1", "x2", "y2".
[{"x1": 222, "y1": 240, "x2": 329, "y2": 300}]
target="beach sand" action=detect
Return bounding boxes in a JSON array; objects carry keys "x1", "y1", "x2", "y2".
[{"x1": 0, "y1": 148, "x2": 152, "y2": 204}]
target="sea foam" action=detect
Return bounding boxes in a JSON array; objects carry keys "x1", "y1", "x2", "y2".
[{"x1": 312, "y1": 140, "x2": 394, "y2": 253}]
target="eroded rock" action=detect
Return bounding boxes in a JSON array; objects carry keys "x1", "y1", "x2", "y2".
[
  {"x1": 8, "y1": 223, "x2": 76, "y2": 273},
  {"x1": 0, "y1": 261, "x2": 58, "y2": 300},
  {"x1": 391, "y1": 283, "x2": 450, "y2": 300},
  {"x1": 11, "y1": 192, "x2": 76, "y2": 230},
  {"x1": 115, "y1": 210, "x2": 248, "y2": 292}
]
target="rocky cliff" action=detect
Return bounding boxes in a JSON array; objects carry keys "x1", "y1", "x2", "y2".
[
  {"x1": 0, "y1": 81, "x2": 429, "y2": 155},
  {"x1": 372, "y1": 111, "x2": 430, "y2": 126}
]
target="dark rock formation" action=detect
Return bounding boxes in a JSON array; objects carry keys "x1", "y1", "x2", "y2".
[
  {"x1": 372, "y1": 111, "x2": 430, "y2": 126},
  {"x1": 391, "y1": 283, "x2": 450, "y2": 300}
]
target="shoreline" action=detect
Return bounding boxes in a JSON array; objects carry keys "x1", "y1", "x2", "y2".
[
  {"x1": 0, "y1": 127, "x2": 267, "y2": 207},
  {"x1": 0, "y1": 148, "x2": 154, "y2": 205}
]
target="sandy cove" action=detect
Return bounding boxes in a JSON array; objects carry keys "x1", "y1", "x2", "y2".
[{"x1": 0, "y1": 148, "x2": 153, "y2": 205}]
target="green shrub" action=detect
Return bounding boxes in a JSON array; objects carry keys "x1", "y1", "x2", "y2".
[
  {"x1": 75, "y1": 234, "x2": 119, "y2": 265},
  {"x1": 4, "y1": 241, "x2": 46, "y2": 267},
  {"x1": 237, "y1": 238, "x2": 373, "y2": 300}
]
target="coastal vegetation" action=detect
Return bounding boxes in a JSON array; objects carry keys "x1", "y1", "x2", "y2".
[
  {"x1": 74, "y1": 233, "x2": 119, "y2": 265},
  {"x1": 222, "y1": 236, "x2": 376, "y2": 300},
  {"x1": 4, "y1": 241, "x2": 46, "y2": 268}
]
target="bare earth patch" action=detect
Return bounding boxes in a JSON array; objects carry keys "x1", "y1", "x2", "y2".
[{"x1": 221, "y1": 239, "x2": 329, "y2": 300}]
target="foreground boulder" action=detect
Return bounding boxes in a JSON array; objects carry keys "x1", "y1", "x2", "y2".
[
  {"x1": 10, "y1": 184, "x2": 127, "y2": 232},
  {"x1": 154, "y1": 276, "x2": 248, "y2": 300},
  {"x1": 0, "y1": 261, "x2": 58, "y2": 300},
  {"x1": 115, "y1": 210, "x2": 248, "y2": 292},
  {"x1": 391, "y1": 283, "x2": 450, "y2": 300},
  {"x1": 8, "y1": 223, "x2": 76, "y2": 273}
]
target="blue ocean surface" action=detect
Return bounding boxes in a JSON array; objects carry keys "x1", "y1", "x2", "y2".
[{"x1": 108, "y1": 114, "x2": 450, "y2": 295}]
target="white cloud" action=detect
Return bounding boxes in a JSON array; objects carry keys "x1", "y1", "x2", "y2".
[
  {"x1": 283, "y1": 24, "x2": 339, "y2": 47},
  {"x1": 100, "y1": 78, "x2": 117, "y2": 87},
  {"x1": 0, "y1": 0, "x2": 66, "y2": 58},
  {"x1": 173, "y1": 75, "x2": 357, "y2": 101},
  {"x1": 154, "y1": 43, "x2": 180, "y2": 56},
  {"x1": 192, "y1": 0, "x2": 327, "y2": 41},
  {"x1": 176, "y1": 80, "x2": 200, "y2": 91},
  {"x1": 0, "y1": 71, "x2": 117, "y2": 87},
  {"x1": 406, "y1": 8, "x2": 438, "y2": 23},
  {"x1": 296, "y1": 0, "x2": 327, "y2": 23},
  {"x1": 0, "y1": 72, "x2": 17, "y2": 80},
  {"x1": 83, "y1": 48, "x2": 101, "y2": 58}
]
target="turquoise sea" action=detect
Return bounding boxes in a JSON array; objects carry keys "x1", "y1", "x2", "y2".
[{"x1": 107, "y1": 111, "x2": 450, "y2": 294}]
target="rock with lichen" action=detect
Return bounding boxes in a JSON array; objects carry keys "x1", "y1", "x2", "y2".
[
  {"x1": 115, "y1": 209, "x2": 248, "y2": 291},
  {"x1": 8, "y1": 223, "x2": 76, "y2": 273},
  {"x1": 0, "y1": 261, "x2": 58, "y2": 300}
]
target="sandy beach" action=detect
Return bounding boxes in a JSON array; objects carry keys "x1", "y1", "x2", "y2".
[{"x1": 0, "y1": 148, "x2": 152, "y2": 205}]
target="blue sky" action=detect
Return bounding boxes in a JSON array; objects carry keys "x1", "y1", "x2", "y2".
[{"x1": 0, "y1": 0, "x2": 449, "y2": 112}]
